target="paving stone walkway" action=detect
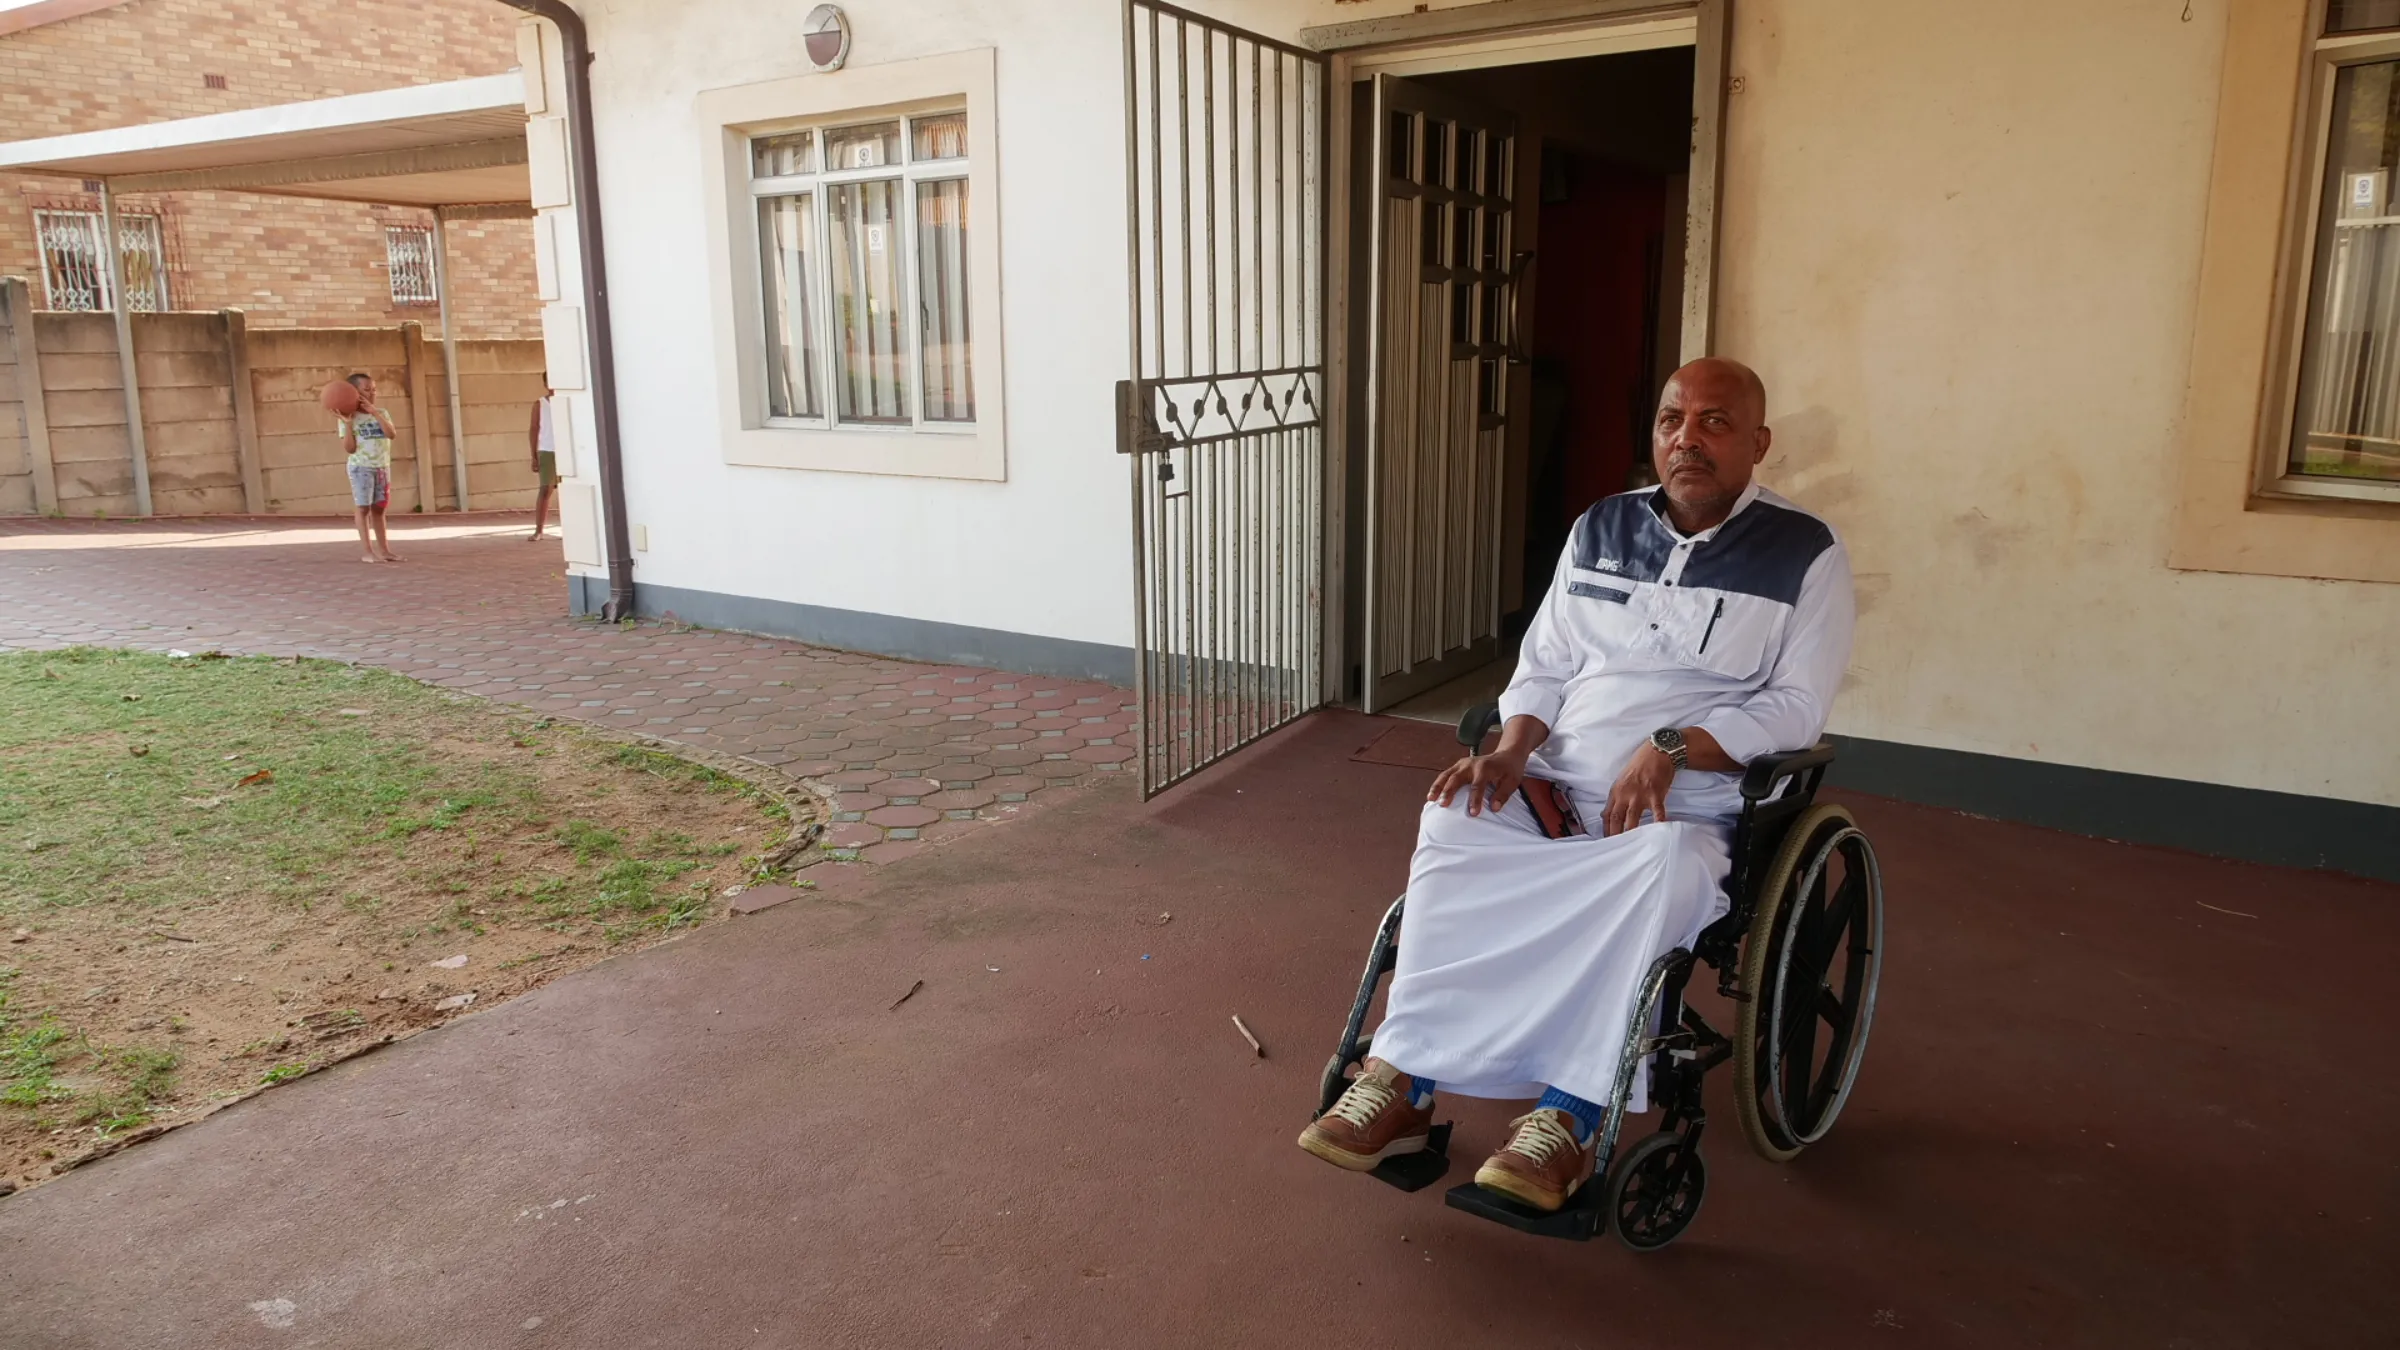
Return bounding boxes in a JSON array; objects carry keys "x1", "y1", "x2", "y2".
[{"x1": 0, "y1": 515, "x2": 1135, "y2": 867}]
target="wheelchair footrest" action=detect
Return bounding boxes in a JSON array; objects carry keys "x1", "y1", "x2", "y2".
[
  {"x1": 1441, "y1": 1177, "x2": 1604, "y2": 1241},
  {"x1": 1368, "y1": 1122, "x2": 1453, "y2": 1193}
]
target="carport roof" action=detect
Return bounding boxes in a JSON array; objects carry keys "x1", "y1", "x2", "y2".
[{"x1": 0, "y1": 73, "x2": 530, "y2": 209}]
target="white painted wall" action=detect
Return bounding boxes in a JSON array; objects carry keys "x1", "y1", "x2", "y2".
[
  {"x1": 582, "y1": 0, "x2": 2400, "y2": 806},
  {"x1": 582, "y1": 0, "x2": 1138, "y2": 649}
]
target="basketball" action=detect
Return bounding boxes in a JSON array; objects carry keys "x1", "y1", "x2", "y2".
[{"x1": 321, "y1": 379, "x2": 362, "y2": 417}]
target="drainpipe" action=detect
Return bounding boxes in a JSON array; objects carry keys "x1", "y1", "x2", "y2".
[{"x1": 496, "y1": 0, "x2": 635, "y2": 621}]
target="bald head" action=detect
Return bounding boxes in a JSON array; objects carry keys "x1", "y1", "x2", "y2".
[{"x1": 1652, "y1": 358, "x2": 1772, "y2": 532}]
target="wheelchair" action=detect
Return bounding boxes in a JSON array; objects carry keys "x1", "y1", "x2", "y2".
[{"x1": 1315, "y1": 704, "x2": 1885, "y2": 1251}]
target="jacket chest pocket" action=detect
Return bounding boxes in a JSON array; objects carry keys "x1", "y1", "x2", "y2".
[{"x1": 1675, "y1": 591, "x2": 1777, "y2": 680}]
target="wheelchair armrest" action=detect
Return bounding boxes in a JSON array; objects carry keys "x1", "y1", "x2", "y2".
[
  {"x1": 1739, "y1": 741, "x2": 1837, "y2": 802},
  {"x1": 1457, "y1": 702, "x2": 1502, "y2": 748}
]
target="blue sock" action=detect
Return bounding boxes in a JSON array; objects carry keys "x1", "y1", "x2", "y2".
[
  {"x1": 1535, "y1": 1086, "x2": 1605, "y2": 1144},
  {"x1": 1406, "y1": 1074, "x2": 1436, "y2": 1109}
]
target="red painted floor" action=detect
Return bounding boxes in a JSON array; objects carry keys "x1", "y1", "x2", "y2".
[
  {"x1": 1, "y1": 710, "x2": 2393, "y2": 1347},
  {"x1": 2, "y1": 519, "x2": 2394, "y2": 1346}
]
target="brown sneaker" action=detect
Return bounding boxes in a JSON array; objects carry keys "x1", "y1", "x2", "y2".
[
  {"x1": 1297, "y1": 1060, "x2": 1433, "y2": 1171},
  {"x1": 1472, "y1": 1108, "x2": 1596, "y2": 1212}
]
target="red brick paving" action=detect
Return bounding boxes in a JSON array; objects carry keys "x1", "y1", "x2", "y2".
[{"x1": 0, "y1": 515, "x2": 1136, "y2": 868}]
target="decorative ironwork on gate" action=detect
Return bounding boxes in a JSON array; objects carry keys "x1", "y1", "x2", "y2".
[{"x1": 1118, "y1": 1, "x2": 1327, "y2": 797}]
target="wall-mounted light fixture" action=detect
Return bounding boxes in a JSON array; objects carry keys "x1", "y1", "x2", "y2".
[{"x1": 804, "y1": 5, "x2": 851, "y2": 72}]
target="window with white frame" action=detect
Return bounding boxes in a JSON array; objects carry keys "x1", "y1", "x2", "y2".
[
  {"x1": 34, "y1": 209, "x2": 169, "y2": 312},
  {"x1": 748, "y1": 109, "x2": 975, "y2": 430},
  {"x1": 385, "y1": 225, "x2": 438, "y2": 305}
]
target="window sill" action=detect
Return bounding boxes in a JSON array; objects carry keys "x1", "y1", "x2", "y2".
[
  {"x1": 2254, "y1": 473, "x2": 2400, "y2": 507},
  {"x1": 721, "y1": 422, "x2": 1003, "y2": 482}
]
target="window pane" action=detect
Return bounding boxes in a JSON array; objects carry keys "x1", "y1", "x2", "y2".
[
  {"x1": 916, "y1": 178, "x2": 974, "y2": 422},
  {"x1": 35, "y1": 211, "x2": 106, "y2": 311},
  {"x1": 34, "y1": 210, "x2": 167, "y2": 312},
  {"x1": 2292, "y1": 60, "x2": 2400, "y2": 484},
  {"x1": 827, "y1": 179, "x2": 910, "y2": 424},
  {"x1": 2328, "y1": 0, "x2": 2400, "y2": 34},
  {"x1": 757, "y1": 194, "x2": 822, "y2": 419},
  {"x1": 910, "y1": 112, "x2": 967, "y2": 162},
  {"x1": 752, "y1": 131, "x2": 816, "y2": 178},
  {"x1": 385, "y1": 226, "x2": 437, "y2": 304},
  {"x1": 825, "y1": 121, "x2": 901, "y2": 171}
]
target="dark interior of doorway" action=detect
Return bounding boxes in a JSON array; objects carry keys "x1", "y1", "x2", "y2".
[{"x1": 1355, "y1": 44, "x2": 1695, "y2": 725}]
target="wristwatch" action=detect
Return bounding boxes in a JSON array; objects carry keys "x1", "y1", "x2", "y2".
[{"x1": 1650, "y1": 726, "x2": 1689, "y2": 770}]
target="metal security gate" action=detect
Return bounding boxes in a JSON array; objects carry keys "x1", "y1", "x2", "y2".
[
  {"x1": 1360, "y1": 74, "x2": 1522, "y2": 712},
  {"x1": 1119, "y1": 1, "x2": 1326, "y2": 797}
]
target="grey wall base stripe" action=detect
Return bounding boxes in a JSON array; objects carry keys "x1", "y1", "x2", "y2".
[
  {"x1": 567, "y1": 577, "x2": 1135, "y2": 686},
  {"x1": 561, "y1": 578, "x2": 2393, "y2": 881},
  {"x1": 1828, "y1": 735, "x2": 2400, "y2": 884}
]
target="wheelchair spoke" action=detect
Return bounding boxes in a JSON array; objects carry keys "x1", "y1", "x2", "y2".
[
  {"x1": 1804, "y1": 975, "x2": 1843, "y2": 1028},
  {"x1": 1779, "y1": 998, "x2": 1818, "y2": 1100},
  {"x1": 1792, "y1": 870, "x2": 1864, "y2": 982}
]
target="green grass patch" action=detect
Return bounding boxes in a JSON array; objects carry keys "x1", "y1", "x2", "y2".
[{"x1": 0, "y1": 648, "x2": 794, "y2": 1160}]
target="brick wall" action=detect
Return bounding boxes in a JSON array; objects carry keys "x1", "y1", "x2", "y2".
[{"x1": 0, "y1": 0, "x2": 534, "y2": 337}]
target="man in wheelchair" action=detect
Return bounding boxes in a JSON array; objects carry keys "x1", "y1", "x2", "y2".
[{"x1": 1300, "y1": 358, "x2": 1856, "y2": 1215}]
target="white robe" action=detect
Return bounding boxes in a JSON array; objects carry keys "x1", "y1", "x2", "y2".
[
  {"x1": 1371, "y1": 797, "x2": 1729, "y2": 1112},
  {"x1": 1371, "y1": 483, "x2": 1854, "y2": 1113}
]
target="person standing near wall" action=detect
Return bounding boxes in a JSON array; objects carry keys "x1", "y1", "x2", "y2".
[
  {"x1": 528, "y1": 385, "x2": 558, "y2": 542},
  {"x1": 341, "y1": 373, "x2": 403, "y2": 563}
]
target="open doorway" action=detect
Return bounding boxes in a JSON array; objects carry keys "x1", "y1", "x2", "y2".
[{"x1": 1341, "y1": 42, "x2": 1697, "y2": 723}]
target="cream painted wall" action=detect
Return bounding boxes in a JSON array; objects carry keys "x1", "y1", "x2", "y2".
[
  {"x1": 1714, "y1": 0, "x2": 2398, "y2": 807},
  {"x1": 581, "y1": 0, "x2": 2396, "y2": 806}
]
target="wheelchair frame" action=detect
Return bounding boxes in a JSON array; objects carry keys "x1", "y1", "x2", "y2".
[{"x1": 1315, "y1": 704, "x2": 1884, "y2": 1250}]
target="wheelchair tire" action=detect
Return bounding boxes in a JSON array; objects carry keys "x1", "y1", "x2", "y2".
[
  {"x1": 1606, "y1": 1131, "x2": 1707, "y2": 1252},
  {"x1": 1733, "y1": 803, "x2": 1885, "y2": 1163}
]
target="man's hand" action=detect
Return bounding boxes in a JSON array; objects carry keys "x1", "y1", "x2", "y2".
[
  {"x1": 1602, "y1": 744, "x2": 1677, "y2": 836},
  {"x1": 1426, "y1": 713, "x2": 1550, "y2": 817},
  {"x1": 1428, "y1": 747, "x2": 1529, "y2": 817},
  {"x1": 1601, "y1": 726, "x2": 1741, "y2": 835}
]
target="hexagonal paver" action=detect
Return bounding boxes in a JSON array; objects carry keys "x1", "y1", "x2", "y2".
[
  {"x1": 864, "y1": 804, "x2": 941, "y2": 829},
  {"x1": 855, "y1": 837, "x2": 926, "y2": 865},
  {"x1": 819, "y1": 821, "x2": 884, "y2": 850}
]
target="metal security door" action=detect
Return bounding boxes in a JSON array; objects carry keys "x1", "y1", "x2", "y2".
[
  {"x1": 1360, "y1": 74, "x2": 1521, "y2": 712},
  {"x1": 1119, "y1": 2, "x2": 1326, "y2": 797}
]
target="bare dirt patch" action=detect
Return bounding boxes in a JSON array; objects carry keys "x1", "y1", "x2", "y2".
[{"x1": 0, "y1": 649, "x2": 820, "y2": 1194}]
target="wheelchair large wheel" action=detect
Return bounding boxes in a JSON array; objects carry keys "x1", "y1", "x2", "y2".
[{"x1": 1733, "y1": 803, "x2": 1884, "y2": 1162}]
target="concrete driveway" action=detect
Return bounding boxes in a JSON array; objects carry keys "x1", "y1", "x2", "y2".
[{"x1": 1, "y1": 518, "x2": 2393, "y2": 1348}]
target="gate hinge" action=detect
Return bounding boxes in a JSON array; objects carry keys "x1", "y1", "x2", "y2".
[{"x1": 1114, "y1": 379, "x2": 1168, "y2": 455}]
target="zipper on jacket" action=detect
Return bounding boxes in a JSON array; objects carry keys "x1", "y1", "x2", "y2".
[{"x1": 1698, "y1": 597, "x2": 1725, "y2": 654}]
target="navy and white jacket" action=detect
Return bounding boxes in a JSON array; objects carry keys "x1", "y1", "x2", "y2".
[{"x1": 1497, "y1": 482, "x2": 1855, "y2": 823}]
